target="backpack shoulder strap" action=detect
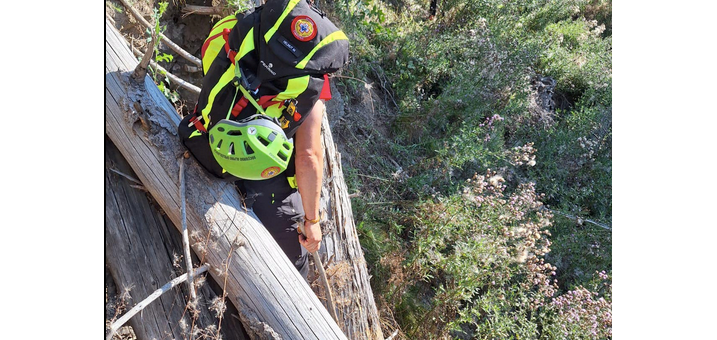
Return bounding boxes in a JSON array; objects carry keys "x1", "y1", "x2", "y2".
[
  {"x1": 201, "y1": 14, "x2": 240, "y2": 75},
  {"x1": 256, "y1": 0, "x2": 349, "y2": 81}
]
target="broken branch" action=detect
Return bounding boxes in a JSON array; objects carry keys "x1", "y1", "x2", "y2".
[{"x1": 105, "y1": 263, "x2": 210, "y2": 340}]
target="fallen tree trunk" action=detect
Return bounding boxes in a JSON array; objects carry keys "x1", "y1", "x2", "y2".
[
  {"x1": 314, "y1": 108, "x2": 384, "y2": 339},
  {"x1": 105, "y1": 138, "x2": 250, "y2": 340},
  {"x1": 106, "y1": 16, "x2": 382, "y2": 339}
]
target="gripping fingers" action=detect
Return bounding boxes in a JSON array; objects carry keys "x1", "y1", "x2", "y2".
[
  {"x1": 299, "y1": 234, "x2": 319, "y2": 253},
  {"x1": 298, "y1": 228, "x2": 321, "y2": 253}
]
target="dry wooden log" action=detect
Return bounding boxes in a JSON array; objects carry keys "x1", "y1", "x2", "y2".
[
  {"x1": 313, "y1": 110, "x2": 385, "y2": 340},
  {"x1": 107, "y1": 17, "x2": 367, "y2": 339},
  {"x1": 105, "y1": 137, "x2": 249, "y2": 340}
]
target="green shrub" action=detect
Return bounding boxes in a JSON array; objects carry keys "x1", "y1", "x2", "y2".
[
  {"x1": 329, "y1": 0, "x2": 612, "y2": 337},
  {"x1": 387, "y1": 173, "x2": 558, "y2": 339}
]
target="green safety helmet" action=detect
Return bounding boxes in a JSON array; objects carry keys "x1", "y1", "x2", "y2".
[{"x1": 208, "y1": 115, "x2": 294, "y2": 180}]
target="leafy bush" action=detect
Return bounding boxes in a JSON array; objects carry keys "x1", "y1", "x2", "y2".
[
  {"x1": 397, "y1": 172, "x2": 557, "y2": 339},
  {"x1": 331, "y1": 0, "x2": 612, "y2": 338}
]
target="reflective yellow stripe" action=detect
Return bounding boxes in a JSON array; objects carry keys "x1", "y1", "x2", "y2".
[
  {"x1": 232, "y1": 28, "x2": 269, "y2": 116},
  {"x1": 189, "y1": 130, "x2": 202, "y2": 138},
  {"x1": 287, "y1": 176, "x2": 297, "y2": 188},
  {"x1": 275, "y1": 76, "x2": 310, "y2": 101},
  {"x1": 263, "y1": 76, "x2": 310, "y2": 118},
  {"x1": 237, "y1": 27, "x2": 255, "y2": 60},
  {"x1": 203, "y1": 16, "x2": 238, "y2": 74},
  {"x1": 201, "y1": 65, "x2": 236, "y2": 124},
  {"x1": 264, "y1": 0, "x2": 302, "y2": 42},
  {"x1": 265, "y1": 106, "x2": 282, "y2": 118},
  {"x1": 189, "y1": 65, "x2": 234, "y2": 138},
  {"x1": 213, "y1": 15, "x2": 236, "y2": 30},
  {"x1": 295, "y1": 30, "x2": 348, "y2": 69},
  {"x1": 195, "y1": 26, "x2": 254, "y2": 136}
]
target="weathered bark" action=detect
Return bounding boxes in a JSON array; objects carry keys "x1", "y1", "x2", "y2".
[
  {"x1": 313, "y1": 113, "x2": 385, "y2": 339},
  {"x1": 106, "y1": 16, "x2": 382, "y2": 339},
  {"x1": 105, "y1": 137, "x2": 250, "y2": 340}
]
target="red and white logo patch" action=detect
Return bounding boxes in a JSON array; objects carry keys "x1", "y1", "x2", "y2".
[{"x1": 291, "y1": 16, "x2": 317, "y2": 42}]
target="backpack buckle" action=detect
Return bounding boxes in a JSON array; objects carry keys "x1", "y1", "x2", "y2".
[
  {"x1": 238, "y1": 67, "x2": 257, "y2": 91},
  {"x1": 188, "y1": 115, "x2": 207, "y2": 133}
]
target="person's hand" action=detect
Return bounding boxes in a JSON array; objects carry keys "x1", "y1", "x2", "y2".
[{"x1": 298, "y1": 220, "x2": 322, "y2": 253}]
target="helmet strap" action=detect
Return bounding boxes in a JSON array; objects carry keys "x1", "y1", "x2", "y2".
[
  {"x1": 225, "y1": 86, "x2": 241, "y2": 120},
  {"x1": 232, "y1": 60, "x2": 267, "y2": 116},
  {"x1": 236, "y1": 81, "x2": 267, "y2": 115},
  {"x1": 237, "y1": 114, "x2": 283, "y2": 130}
]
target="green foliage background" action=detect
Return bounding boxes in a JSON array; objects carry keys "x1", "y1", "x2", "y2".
[{"x1": 326, "y1": 0, "x2": 612, "y2": 338}]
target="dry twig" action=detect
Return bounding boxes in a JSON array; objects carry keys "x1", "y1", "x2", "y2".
[
  {"x1": 546, "y1": 208, "x2": 612, "y2": 231},
  {"x1": 130, "y1": 45, "x2": 201, "y2": 95},
  {"x1": 181, "y1": 5, "x2": 227, "y2": 17},
  {"x1": 313, "y1": 252, "x2": 338, "y2": 321},
  {"x1": 105, "y1": 264, "x2": 211, "y2": 340},
  {"x1": 108, "y1": 168, "x2": 142, "y2": 186},
  {"x1": 180, "y1": 157, "x2": 198, "y2": 303},
  {"x1": 118, "y1": 0, "x2": 202, "y2": 67},
  {"x1": 133, "y1": 28, "x2": 157, "y2": 81}
]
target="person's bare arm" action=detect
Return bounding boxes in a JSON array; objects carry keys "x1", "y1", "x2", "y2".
[{"x1": 295, "y1": 100, "x2": 325, "y2": 253}]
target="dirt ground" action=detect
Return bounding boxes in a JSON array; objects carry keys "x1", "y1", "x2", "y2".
[
  {"x1": 105, "y1": 1, "x2": 389, "y2": 338},
  {"x1": 105, "y1": 0, "x2": 218, "y2": 114}
]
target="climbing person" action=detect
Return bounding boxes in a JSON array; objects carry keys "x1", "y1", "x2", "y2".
[{"x1": 178, "y1": 0, "x2": 349, "y2": 279}]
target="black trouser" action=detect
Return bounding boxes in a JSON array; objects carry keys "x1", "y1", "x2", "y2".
[{"x1": 236, "y1": 174, "x2": 309, "y2": 279}]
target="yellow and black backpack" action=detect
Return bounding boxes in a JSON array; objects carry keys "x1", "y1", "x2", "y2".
[{"x1": 179, "y1": 0, "x2": 349, "y2": 179}]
